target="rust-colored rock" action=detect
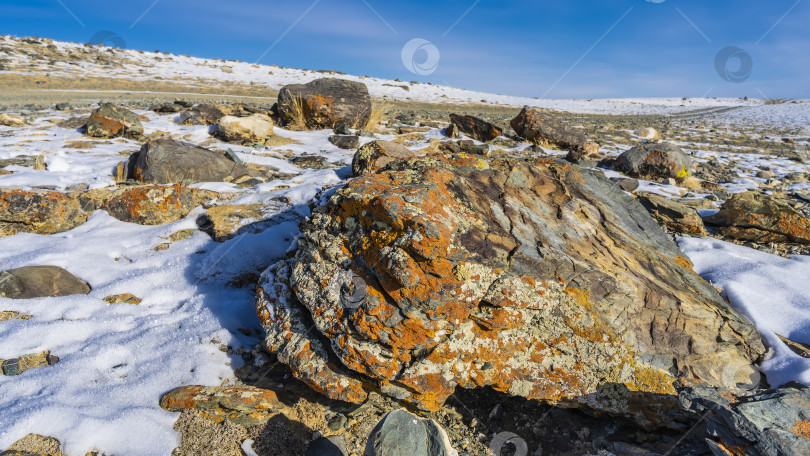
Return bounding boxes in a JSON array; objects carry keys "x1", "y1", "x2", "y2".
[
  {"x1": 256, "y1": 154, "x2": 763, "y2": 426},
  {"x1": 86, "y1": 103, "x2": 143, "y2": 139},
  {"x1": 352, "y1": 140, "x2": 417, "y2": 176},
  {"x1": 510, "y1": 107, "x2": 591, "y2": 152},
  {"x1": 449, "y1": 114, "x2": 502, "y2": 142},
  {"x1": 705, "y1": 191, "x2": 810, "y2": 244},
  {"x1": 277, "y1": 78, "x2": 372, "y2": 129},
  {"x1": 100, "y1": 185, "x2": 202, "y2": 225},
  {"x1": 160, "y1": 385, "x2": 284, "y2": 426},
  {"x1": 0, "y1": 189, "x2": 87, "y2": 237}
]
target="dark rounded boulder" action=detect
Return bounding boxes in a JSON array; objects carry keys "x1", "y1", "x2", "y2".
[{"x1": 277, "y1": 78, "x2": 372, "y2": 130}]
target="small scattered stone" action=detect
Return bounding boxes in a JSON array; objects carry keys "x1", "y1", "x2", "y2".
[
  {"x1": 1, "y1": 350, "x2": 59, "y2": 376},
  {"x1": 328, "y1": 135, "x2": 360, "y2": 150},
  {"x1": 0, "y1": 113, "x2": 26, "y2": 127},
  {"x1": 351, "y1": 140, "x2": 417, "y2": 176},
  {"x1": 160, "y1": 385, "x2": 285, "y2": 427},
  {"x1": 103, "y1": 293, "x2": 142, "y2": 305}
]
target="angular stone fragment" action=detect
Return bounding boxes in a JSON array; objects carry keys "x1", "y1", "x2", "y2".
[
  {"x1": 179, "y1": 103, "x2": 225, "y2": 126},
  {"x1": 131, "y1": 139, "x2": 252, "y2": 184},
  {"x1": 159, "y1": 385, "x2": 284, "y2": 426},
  {"x1": 705, "y1": 191, "x2": 810, "y2": 244},
  {"x1": 0, "y1": 351, "x2": 59, "y2": 376},
  {"x1": 197, "y1": 204, "x2": 265, "y2": 241},
  {"x1": 86, "y1": 103, "x2": 143, "y2": 139},
  {"x1": 103, "y1": 293, "x2": 142, "y2": 305},
  {"x1": 449, "y1": 114, "x2": 502, "y2": 142},
  {"x1": 329, "y1": 135, "x2": 360, "y2": 150},
  {"x1": 0, "y1": 190, "x2": 87, "y2": 237},
  {"x1": 351, "y1": 140, "x2": 417, "y2": 176},
  {"x1": 637, "y1": 192, "x2": 707, "y2": 236},
  {"x1": 0, "y1": 266, "x2": 90, "y2": 299},
  {"x1": 277, "y1": 78, "x2": 372, "y2": 129},
  {"x1": 510, "y1": 107, "x2": 591, "y2": 152},
  {"x1": 256, "y1": 154, "x2": 764, "y2": 426}
]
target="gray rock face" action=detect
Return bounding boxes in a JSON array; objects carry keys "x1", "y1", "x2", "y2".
[
  {"x1": 329, "y1": 135, "x2": 360, "y2": 150},
  {"x1": 131, "y1": 139, "x2": 251, "y2": 184},
  {"x1": 86, "y1": 103, "x2": 143, "y2": 139},
  {"x1": 306, "y1": 436, "x2": 349, "y2": 456},
  {"x1": 616, "y1": 143, "x2": 692, "y2": 180},
  {"x1": 278, "y1": 78, "x2": 372, "y2": 129},
  {"x1": 364, "y1": 409, "x2": 457, "y2": 456},
  {"x1": 680, "y1": 385, "x2": 810, "y2": 456},
  {"x1": 0, "y1": 266, "x2": 90, "y2": 299}
]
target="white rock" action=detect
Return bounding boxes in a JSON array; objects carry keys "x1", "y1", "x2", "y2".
[{"x1": 217, "y1": 115, "x2": 274, "y2": 144}]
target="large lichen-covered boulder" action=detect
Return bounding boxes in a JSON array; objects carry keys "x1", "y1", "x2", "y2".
[
  {"x1": 0, "y1": 189, "x2": 87, "y2": 237},
  {"x1": 277, "y1": 78, "x2": 372, "y2": 129},
  {"x1": 616, "y1": 143, "x2": 692, "y2": 180},
  {"x1": 131, "y1": 139, "x2": 252, "y2": 184},
  {"x1": 256, "y1": 154, "x2": 764, "y2": 426},
  {"x1": 705, "y1": 190, "x2": 810, "y2": 244},
  {"x1": 86, "y1": 103, "x2": 143, "y2": 139}
]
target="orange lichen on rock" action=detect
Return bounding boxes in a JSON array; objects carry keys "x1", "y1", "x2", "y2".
[
  {"x1": 255, "y1": 154, "x2": 764, "y2": 426},
  {"x1": 794, "y1": 420, "x2": 810, "y2": 440}
]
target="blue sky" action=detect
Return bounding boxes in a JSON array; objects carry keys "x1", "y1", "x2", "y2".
[{"x1": 1, "y1": 0, "x2": 807, "y2": 99}]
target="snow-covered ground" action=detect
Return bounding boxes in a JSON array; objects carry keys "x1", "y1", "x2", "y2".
[{"x1": 679, "y1": 237, "x2": 810, "y2": 388}]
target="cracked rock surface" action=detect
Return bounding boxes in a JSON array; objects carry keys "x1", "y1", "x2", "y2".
[{"x1": 256, "y1": 153, "x2": 765, "y2": 427}]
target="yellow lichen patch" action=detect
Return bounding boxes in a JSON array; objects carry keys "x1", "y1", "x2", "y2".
[{"x1": 673, "y1": 255, "x2": 694, "y2": 271}]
